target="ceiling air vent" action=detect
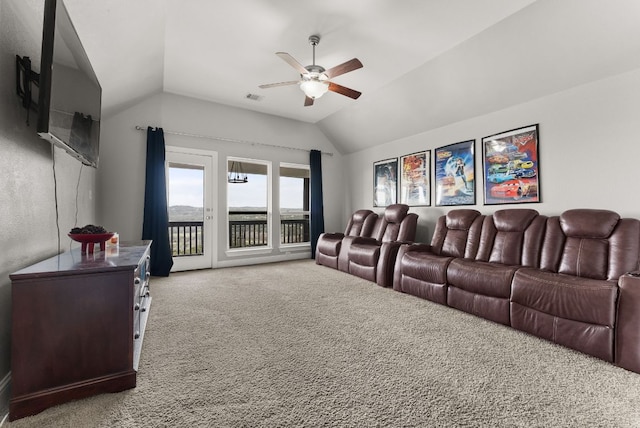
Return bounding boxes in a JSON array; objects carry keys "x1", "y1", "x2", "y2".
[{"x1": 245, "y1": 93, "x2": 263, "y2": 101}]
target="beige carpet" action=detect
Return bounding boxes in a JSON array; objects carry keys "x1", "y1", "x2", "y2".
[{"x1": 7, "y1": 260, "x2": 640, "y2": 427}]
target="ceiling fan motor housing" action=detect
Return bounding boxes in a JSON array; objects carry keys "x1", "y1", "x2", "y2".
[{"x1": 303, "y1": 65, "x2": 327, "y2": 79}]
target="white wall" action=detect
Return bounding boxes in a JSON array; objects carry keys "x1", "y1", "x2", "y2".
[
  {"x1": 97, "y1": 92, "x2": 344, "y2": 265},
  {"x1": 320, "y1": 0, "x2": 640, "y2": 155},
  {"x1": 344, "y1": 67, "x2": 640, "y2": 244},
  {"x1": 0, "y1": 0, "x2": 97, "y2": 414}
]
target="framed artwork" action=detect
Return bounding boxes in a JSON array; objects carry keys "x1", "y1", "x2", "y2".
[
  {"x1": 399, "y1": 151, "x2": 430, "y2": 206},
  {"x1": 373, "y1": 158, "x2": 398, "y2": 207},
  {"x1": 482, "y1": 124, "x2": 540, "y2": 205},
  {"x1": 435, "y1": 140, "x2": 476, "y2": 206}
]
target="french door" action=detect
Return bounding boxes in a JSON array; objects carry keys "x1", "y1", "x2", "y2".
[{"x1": 165, "y1": 147, "x2": 217, "y2": 271}]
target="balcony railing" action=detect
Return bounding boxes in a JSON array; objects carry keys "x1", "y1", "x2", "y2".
[
  {"x1": 229, "y1": 211, "x2": 268, "y2": 248},
  {"x1": 169, "y1": 221, "x2": 203, "y2": 256},
  {"x1": 168, "y1": 212, "x2": 309, "y2": 256},
  {"x1": 281, "y1": 218, "x2": 310, "y2": 244}
]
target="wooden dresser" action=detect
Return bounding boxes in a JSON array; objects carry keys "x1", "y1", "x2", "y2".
[{"x1": 9, "y1": 240, "x2": 152, "y2": 421}]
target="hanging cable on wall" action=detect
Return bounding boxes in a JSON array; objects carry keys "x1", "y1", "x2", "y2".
[{"x1": 51, "y1": 144, "x2": 61, "y2": 255}]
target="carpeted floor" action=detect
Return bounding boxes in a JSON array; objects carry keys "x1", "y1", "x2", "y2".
[{"x1": 6, "y1": 260, "x2": 640, "y2": 427}]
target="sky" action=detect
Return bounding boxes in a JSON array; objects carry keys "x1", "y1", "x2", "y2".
[{"x1": 168, "y1": 167, "x2": 303, "y2": 209}]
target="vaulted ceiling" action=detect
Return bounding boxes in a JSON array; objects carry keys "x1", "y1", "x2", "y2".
[{"x1": 34, "y1": 0, "x2": 640, "y2": 153}]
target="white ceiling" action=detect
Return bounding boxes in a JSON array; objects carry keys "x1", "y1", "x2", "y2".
[{"x1": 56, "y1": 0, "x2": 640, "y2": 153}]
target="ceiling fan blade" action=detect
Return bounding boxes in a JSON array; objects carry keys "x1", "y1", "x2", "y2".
[
  {"x1": 304, "y1": 96, "x2": 314, "y2": 107},
  {"x1": 328, "y1": 82, "x2": 362, "y2": 100},
  {"x1": 258, "y1": 80, "x2": 299, "y2": 89},
  {"x1": 276, "y1": 52, "x2": 308, "y2": 75},
  {"x1": 324, "y1": 58, "x2": 363, "y2": 79}
]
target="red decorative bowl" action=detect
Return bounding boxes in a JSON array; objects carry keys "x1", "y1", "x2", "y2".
[{"x1": 68, "y1": 233, "x2": 114, "y2": 254}]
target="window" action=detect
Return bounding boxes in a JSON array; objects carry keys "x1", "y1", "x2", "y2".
[
  {"x1": 167, "y1": 163, "x2": 204, "y2": 256},
  {"x1": 227, "y1": 158, "x2": 271, "y2": 249},
  {"x1": 280, "y1": 163, "x2": 310, "y2": 245}
]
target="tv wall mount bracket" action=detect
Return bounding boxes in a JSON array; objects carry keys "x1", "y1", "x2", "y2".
[{"x1": 15, "y1": 55, "x2": 40, "y2": 125}]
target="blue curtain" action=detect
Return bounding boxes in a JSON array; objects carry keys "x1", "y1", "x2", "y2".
[
  {"x1": 142, "y1": 127, "x2": 174, "y2": 276},
  {"x1": 310, "y1": 149, "x2": 325, "y2": 258}
]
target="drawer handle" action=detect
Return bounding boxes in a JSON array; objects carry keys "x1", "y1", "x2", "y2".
[
  {"x1": 141, "y1": 306, "x2": 147, "y2": 313},
  {"x1": 134, "y1": 331, "x2": 140, "y2": 339},
  {"x1": 134, "y1": 278, "x2": 141, "y2": 285},
  {"x1": 134, "y1": 303, "x2": 140, "y2": 311}
]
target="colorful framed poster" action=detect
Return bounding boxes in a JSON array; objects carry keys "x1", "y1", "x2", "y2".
[
  {"x1": 399, "y1": 151, "x2": 430, "y2": 206},
  {"x1": 482, "y1": 124, "x2": 540, "y2": 205},
  {"x1": 435, "y1": 140, "x2": 475, "y2": 206},
  {"x1": 373, "y1": 158, "x2": 398, "y2": 207}
]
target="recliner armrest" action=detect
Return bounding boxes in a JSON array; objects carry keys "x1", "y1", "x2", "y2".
[
  {"x1": 319, "y1": 232, "x2": 345, "y2": 240},
  {"x1": 404, "y1": 243, "x2": 434, "y2": 253},
  {"x1": 376, "y1": 241, "x2": 404, "y2": 288},
  {"x1": 616, "y1": 274, "x2": 640, "y2": 372},
  {"x1": 350, "y1": 236, "x2": 382, "y2": 247},
  {"x1": 338, "y1": 236, "x2": 358, "y2": 272}
]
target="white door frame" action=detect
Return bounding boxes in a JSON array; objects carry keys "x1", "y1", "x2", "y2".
[{"x1": 166, "y1": 146, "x2": 218, "y2": 271}]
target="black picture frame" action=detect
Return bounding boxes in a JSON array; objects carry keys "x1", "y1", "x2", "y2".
[
  {"x1": 373, "y1": 158, "x2": 398, "y2": 207},
  {"x1": 399, "y1": 151, "x2": 431, "y2": 206},
  {"x1": 434, "y1": 140, "x2": 476, "y2": 206},
  {"x1": 482, "y1": 124, "x2": 540, "y2": 205}
]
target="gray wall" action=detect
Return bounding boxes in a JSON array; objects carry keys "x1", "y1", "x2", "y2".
[
  {"x1": 344, "y1": 67, "x2": 640, "y2": 245},
  {"x1": 0, "y1": 0, "x2": 97, "y2": 413},
  {"x1": 97, "y1": 92, "x2": 344, "y2": 267}
]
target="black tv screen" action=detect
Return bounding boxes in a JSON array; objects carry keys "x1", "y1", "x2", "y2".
[{"x1": 37, "y1": 0, "x2": 101, "y2": 168}]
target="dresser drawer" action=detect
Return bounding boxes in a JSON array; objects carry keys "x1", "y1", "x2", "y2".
[{"x1": 133, "y1": 250, "x2": 151, "y2": 339}]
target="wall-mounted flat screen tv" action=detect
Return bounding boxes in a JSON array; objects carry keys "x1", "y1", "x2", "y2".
[{"x1": 37, "y1": 0, "x2": 101, "y2": 168}]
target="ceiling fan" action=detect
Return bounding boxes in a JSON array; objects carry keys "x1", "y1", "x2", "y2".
[{"x1": 259, "y1": 35, "x2": 363, "y2": 106}]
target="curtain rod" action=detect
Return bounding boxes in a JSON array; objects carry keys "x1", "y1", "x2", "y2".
[{"x1": 134, "y1": 125, "x2": 333, "y2": 156}]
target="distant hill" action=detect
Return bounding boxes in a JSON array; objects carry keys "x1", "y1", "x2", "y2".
[
  {"x1": 169, "y1": 205, "x2": 305, "y2": 222},
  {"x1": 169, "y1": 205, "x2": 203, "y2": 221}
]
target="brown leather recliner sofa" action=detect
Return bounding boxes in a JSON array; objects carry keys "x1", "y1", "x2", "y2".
[
  {"x1": 394, "y1": 208, "x2": 640, "y2": 374},
  {"x1": 316, "y1": 204, "x2": 418, "y2": 288}
]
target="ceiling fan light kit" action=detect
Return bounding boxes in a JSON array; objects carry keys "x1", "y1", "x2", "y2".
[
  {"x1": 300, "y1": 74, "x2": 329, "y2": 99},
  {"x1": 259, "y1": 35, "x2": 363, "y2": 106}
]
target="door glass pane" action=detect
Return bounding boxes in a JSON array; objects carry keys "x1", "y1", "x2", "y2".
[
  {"x1": 168, "y1": 163, "x2": 204, "y2": 256},
  {"x1": 228, "y1": 160, "x2": 269, "y2": 248},
  {"x1": 280, "y1": 165, "x2": 310, "y2": 244}
]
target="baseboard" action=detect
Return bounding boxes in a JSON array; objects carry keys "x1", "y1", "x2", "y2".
[
  {"x1": 217, "y1": 252, "x2": 310, "y2": 269},
  {"x1": 0, "y1": 371, "x2": 10, "y2": 420}
]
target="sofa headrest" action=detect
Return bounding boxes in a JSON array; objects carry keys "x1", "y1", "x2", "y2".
[
  {"x1": 560, "y1": 209, "x2": 620, "y2": 238},
  {"x1": 493, "y1": 209, "x2": 539, "y2": 232},
  {"x1": 445, "y1": 209, "x2": 481, "y2": 230},
  {"x1": 384, "y1": 204, "x2": 410, "y2": 223},
  {"x1": 352, "y1": 210, "x2": 374, "y2": 223}
]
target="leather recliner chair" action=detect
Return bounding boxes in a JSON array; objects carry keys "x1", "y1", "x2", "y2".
[
  {"x1": 315, "y1": 209, "x2": 378, "y2": 270},
  {"x1": 394, "y1": 209, "x2": 483, "y2": 304},
  {"x1": 344, "y1": 204, "x2": 418, "y2": 287}
]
